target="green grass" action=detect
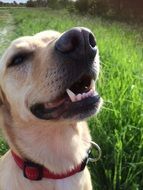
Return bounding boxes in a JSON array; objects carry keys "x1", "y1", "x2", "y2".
[
  {"x1": 0, "y1": 9, "x2": 14, "y2": 55},
  {"x1": 0, "y1": 8, "x2": 143, "y2": 190},
  {"x1": 0, "y1": 10, "x2": 6, "y2": 26},
  {"x1": 0, "y1": 10, "x2": 8, "y2": 45}
]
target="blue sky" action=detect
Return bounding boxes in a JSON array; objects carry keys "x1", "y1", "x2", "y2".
[{"x1": 1, "y1": 0, "x2": 27, "y2": 2}]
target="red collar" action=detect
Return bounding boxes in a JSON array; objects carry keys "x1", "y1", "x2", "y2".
[{"x1": 11, "y1": 151, "x2": 89, "y2": 181}]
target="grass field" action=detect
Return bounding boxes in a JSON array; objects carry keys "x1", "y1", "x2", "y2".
[
  {"x1": 0, "y1": 8, "x2": 143, "y2": 190},
  {"x1": 0, "y1": 9, "x2": 14, "y2": 55},
  {"x1": 0, "y1": 9, "x2": 12, "y2": 156}
]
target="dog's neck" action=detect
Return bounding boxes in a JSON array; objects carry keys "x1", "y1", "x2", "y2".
[{"x1": 2, "y1": 112, "x2": 91, "y2": 174}]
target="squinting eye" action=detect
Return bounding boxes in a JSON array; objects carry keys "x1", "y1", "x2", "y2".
[
  {"x1": 13, "y1": 56, "x2": 24, "y2": 65},
  {"x1": 8, "y1": 52, "x2": 33, "y2": 67},
  {"x1": 9, "y1": 54, "x2": 27, "y2": 67}
]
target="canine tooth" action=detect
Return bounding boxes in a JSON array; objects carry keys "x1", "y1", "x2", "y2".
[
  {"x1": 66, "y1": 89, "x2": 76, "y2": 102},
  {"x1": 76, "y1": 94, "x2": 82, "y2": 101}
]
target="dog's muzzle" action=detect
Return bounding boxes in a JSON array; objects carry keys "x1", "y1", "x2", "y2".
[{"x1": 30, "y1": 27, "x2": 101, "y2": 120}]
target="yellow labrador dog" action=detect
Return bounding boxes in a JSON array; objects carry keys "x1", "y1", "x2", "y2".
[{"x1": 0, "y1": 27, "x2": 102, "y2": 190}]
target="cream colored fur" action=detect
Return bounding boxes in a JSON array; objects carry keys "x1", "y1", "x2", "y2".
[{"x1": 0, "y1": 30, "x2": 100, "y2": 190}]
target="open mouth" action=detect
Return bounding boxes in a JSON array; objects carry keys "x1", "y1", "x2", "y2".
[{"x1": 30, "y1": 75, "x2": 100, "y2": 120}]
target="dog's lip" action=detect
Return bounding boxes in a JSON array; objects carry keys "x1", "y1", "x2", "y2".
[{"x1": 30, "y1": 93, "x2": 100, "y2": 120}]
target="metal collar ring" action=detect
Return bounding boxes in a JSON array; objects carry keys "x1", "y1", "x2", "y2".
[{"x1": 88, "y1": 141, "x2": 102, "y2": 163}]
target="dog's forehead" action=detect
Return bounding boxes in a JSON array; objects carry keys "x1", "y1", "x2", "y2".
[
  {"x1": 34, "y1": 30, "x2": 60, "y2": 40},
  {"x1": 1, "y1": 30, "x2": 61, "y2": 63},
  {"x1": 11, "y1": 35, "x2": 47, "y2": 50},
  {"x1": 7, "y1": 30, "x2": 60, "y2": 52}
]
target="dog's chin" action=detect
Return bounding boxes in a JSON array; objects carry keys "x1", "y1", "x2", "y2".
[{"x1": 30, "y1": 75, "x2": 101, "y2": 121}]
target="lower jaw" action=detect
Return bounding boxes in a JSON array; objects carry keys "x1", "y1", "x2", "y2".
[
  {"x1": 60, "y1": 95, "x2": 100, "y2": 120},
  {"x1": 31, "y1": 95, "x2": 101, "y2": 121}
]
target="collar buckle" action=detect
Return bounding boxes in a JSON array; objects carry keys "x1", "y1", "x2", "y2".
[{"x1": 23, "y1": 161, "x2": 43, "y2": 181}]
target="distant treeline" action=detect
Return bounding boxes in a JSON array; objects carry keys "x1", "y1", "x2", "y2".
[
  {"x1": 0, "y1": 0, "x2": 143, "y2": 21},
  {"x1": 0, "y1": 1, "x2": 25, "y2": 6},
  {"x1": 76, "y1": 0, "x2": 143, "y2": 19}
]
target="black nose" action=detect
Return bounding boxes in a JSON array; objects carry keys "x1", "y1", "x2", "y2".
[{"x1": 55, "y1": 27, "x2": 97, "y2": 61}]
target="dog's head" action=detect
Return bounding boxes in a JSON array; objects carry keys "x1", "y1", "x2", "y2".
[{"x1": 0, "y1": 27, "x2": 102, "y2": 123}]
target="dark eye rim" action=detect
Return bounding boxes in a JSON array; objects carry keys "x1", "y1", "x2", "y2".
[{"x1": 8, "y1": 52, "x2": 33, "y2": 67}]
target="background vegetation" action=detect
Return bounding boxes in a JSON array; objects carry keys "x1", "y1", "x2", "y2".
[
  {"x1": 0, "y1": 4, "x2": 143, "y2": 190},
  {"x1": 0, "y1": 0, "x2": 143, "y2": 22}
]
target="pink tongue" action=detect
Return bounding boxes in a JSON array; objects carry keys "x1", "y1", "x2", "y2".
[{"x1": 44, "y1": 98, "x2": 65, "y2": 109}]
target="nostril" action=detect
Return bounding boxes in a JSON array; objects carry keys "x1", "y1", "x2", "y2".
[{"x1": 89, "y1": 33, "x2": 96, "y2": 48}]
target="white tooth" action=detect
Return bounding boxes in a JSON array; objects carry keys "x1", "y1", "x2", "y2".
[
  {"x1": 82, "y1": 93, "x2": 86, "y2": 99},
  {"x1": 76, "y1": 94, "x2": 82, "y2": 101},
  {"x1": 91, "y1": 80, "x2": 95, "y2": 91},
  {"x1": 66, "y1": 89, "x2": 76, "y2": 102}
]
